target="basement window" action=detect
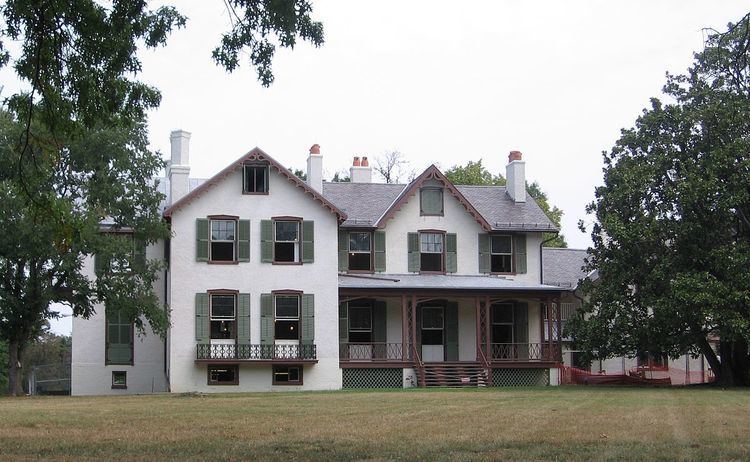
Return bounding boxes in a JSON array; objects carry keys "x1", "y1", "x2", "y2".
[
  {"x1": 273, "y1": 365, "x2": 303, "y2": 385},
  {"x1": 208, "y1": 365, "x2": 239, "y2": 385},
  {"x1": 111, "y1": 371, "x2": 127, "y2": 389}
]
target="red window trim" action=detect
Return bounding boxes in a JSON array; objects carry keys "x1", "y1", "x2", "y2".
[
  {"x1": 417, "y1": 230, "x2": 446, "y2": 274},
  {"x1": 347, "y1": 230, "x2": 374, "y2": 273}
]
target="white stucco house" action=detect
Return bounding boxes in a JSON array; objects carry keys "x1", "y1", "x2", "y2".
[{"x1": 72, "y1": 131, "x2": 574, "y2": 395}]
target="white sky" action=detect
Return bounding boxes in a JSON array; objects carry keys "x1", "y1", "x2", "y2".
[{"x1": 22, "y1": 1, "x2": 750, "y2": 335}]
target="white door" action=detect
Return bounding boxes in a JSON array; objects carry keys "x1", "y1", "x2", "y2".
[{"x1": 421, "y1": 306, "x2": 444, "y2": 362}]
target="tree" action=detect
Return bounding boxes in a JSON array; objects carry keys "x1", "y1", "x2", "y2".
[
  {"x1": 0, "y1": 340, "x2": 7, "y2": 394},
  {"x1": 569, "y1": 13, "x2": 750, "y2": 386},
  {"x1": 331, "y1": 171, "x2": 350, "y2": 182},
  {"x1": 444, "y1": 160, "x2": 567, "y2": 247},
  {"x1": 374, "y1": 150, "x2": 412, "y2": 184},
  {"x1": 0, "y1": 1, "x2": 324, "y2": 395}
]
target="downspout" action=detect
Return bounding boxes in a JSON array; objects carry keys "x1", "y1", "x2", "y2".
[{"x1": 539, "y1": 234, "x2": 558, "y2": 284}]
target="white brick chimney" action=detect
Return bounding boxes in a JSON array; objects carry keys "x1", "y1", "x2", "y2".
[
  {"x1": 306, "y1": 144, "x2": 323, "y2": 192},
  {"x1": 168, "y1": 130, "x2": 191, "y2": 205},
  {"x1": 506, "y1": 150, "x2": 526, "y2": 203},
  {"x1": 350, "y1": 156, "x2": 372, "y2": 183}
]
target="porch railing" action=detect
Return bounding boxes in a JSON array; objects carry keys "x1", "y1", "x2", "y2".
[
  {"x1": 339, "y1": 342, "x2": 412, "y2": 361},
  {"x1": 196, "y1": 343, "x2": 317, "y2": 360},
  {"x1": 490, "y1": 343, "x2": 559, "y2": 361}
]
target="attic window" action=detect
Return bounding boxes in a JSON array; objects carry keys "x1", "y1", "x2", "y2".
[
  {"x1": 243, "y1": 164, "x2": 269, "y2": 194},
  {"x1": 420, "y1": 188, "x2": 443, "y2": 216}
]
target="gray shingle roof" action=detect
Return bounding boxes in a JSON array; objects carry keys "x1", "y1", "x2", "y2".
[
  {"x1": 339, "y1": 273, "x2": 562, "y2": 291},
  {"x1": 455, "y1": 185, "x2": 557, "y2": 231},
  {"x1": 542, "y1": 247, "x2": 589, "y2": 289},
  {"x1": 321, "y1": 181, "x2": 557, "y2": 232},
  {"x1": 322, "y1": 182, "x2": 406, "y2": 228}
]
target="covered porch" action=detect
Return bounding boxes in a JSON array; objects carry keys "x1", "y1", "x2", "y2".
[{"x1": 338, "y1": 274, "x2": 564, "y2": 380}]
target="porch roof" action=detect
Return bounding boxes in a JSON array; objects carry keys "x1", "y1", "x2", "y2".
[{"x1": 339, "y1": 273, "x2": 563, "y2": 292}]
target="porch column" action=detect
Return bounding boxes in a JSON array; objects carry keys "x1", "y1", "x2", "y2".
[
  {"x1": 411, "y1": 294, "x2": 418, "y2": 358},
  {"x1": 555, "y1": 297, "x2": 563, "y2": 362},
  {"x1": 546, "y1": 297, "x2": 553, "y2": 360},
  {"x1": 401, "y1": 295, "x2": 408, "y2": 362},
  {"x1": 475, "y1": 297, "x2": 482, "y2": 361},
  {"x1": 484, "y1": 295, "x2": 491, "y2": 359}
]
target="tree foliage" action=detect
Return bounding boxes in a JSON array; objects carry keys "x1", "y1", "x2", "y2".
[
  {"x1": 569, "y1": 13, "x2": 750, "y2": 386},
  {"x1": 374, "y1": 150, "x2": 412, "y2": 184},
  {"x1": 444, "y1": 159, "x2": 567, "y2": 247}
]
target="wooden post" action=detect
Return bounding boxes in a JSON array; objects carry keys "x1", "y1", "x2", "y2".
[
  {"x1": 556, "y1": 298, "x2": 562, "y2": 362},
  {"x1": 484, "y1": 295, "x2": 491, "y2": 359},
  {"x1": 401, "y1": 294, "x2": 407, "y2": 362},
  {"x1": 546, "y1": 298, "x2": 553, "y2": 360},
  {"x1": 475, "y1": 297, "x2": 481, "y2": 361},
  {"x1": 411, "y1": 294, "x2": 418, "y2": 356}
]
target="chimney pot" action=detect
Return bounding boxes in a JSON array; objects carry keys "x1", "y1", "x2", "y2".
[
  {"x1": 361, "y1": 156, "x2": 369, "y2": 167},
  {"x1": 353, "y1": 156, "x2": 361, "y2": 167},
  {"x1": 509, "y1": 150, "x2": 523, "y2": 162},
  {"x1": 306, "y1": 144, "x2": 323, "y2": 192},
  {"x1": 506, "y1": 150, "x2": 526, "y2": 203},
  {"x1": 309, "y1": 144, "x2": 321, "y2": 155}
]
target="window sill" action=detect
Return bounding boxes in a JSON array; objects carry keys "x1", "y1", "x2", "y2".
[
  {"x1": 208, "y1": 261, "x2": 240, "y2": 265},
  {"x1": 419, "y1": 270, "x2": 446, "y2": 275},
  {"x1": 272, "y1": 261, "x2": 303, "y2": 266},
  {"x1": 272, "y1": 381, "x2": 303, "y2": 386},
  {"x1": 419, "y1": 213, "x2": 445, "y2": 217},
  {"x1": 111, "y1": 385, "x2": 127, "y2": 390},
  {"x1": 490, "y1": 272, "x2": 517, "y2": 276},
  {"x1": 347, "y1": 269, "x2": 374, "y2": 274},
  {"x1": 242, "y1": 191, "x2": 269, "y2": 195}
]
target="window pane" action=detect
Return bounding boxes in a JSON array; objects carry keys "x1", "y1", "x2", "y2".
[
  {"x1": 210, "y1": 320, "x2": 235, "y2": 339},
  {"x1": 420, "y1": 253, "x2": 442, "y2": 271},
  {"x1": 244, "y1": 165, "x2": 268, "y2": 193},
  {"x1": 275, "y1": 320, "x2": 299, "y2": 340},
  {"x1": 211, "y1": 220, "x2": 235, "y2": 241},
  {"x1": 348, "y1": 331, "x2": 372, "y2": 343},
  {"x1": 119, "y1": 325, "x2": 131, "y2": 344},
  {"x1": 211, "y1": 242, "x2": 235, "y2": 261},
  {"x1": 491, "y1": 236, "x2": 512, "y2": 254},
  {"x1": 275, "y1": 221, "x2": 298, "y2": 241},
  {"x1": 349, "y1": 233, "x2": 371, "y2": 252},
  {"x1": 211, "y1": 295, "x2": 235, "y2": 319},
  {"x1": 420, "y1": 233, "x2": 443, "y2": 253},
  {"x1": 349, "y1": 306, "x2": 372, "y2": 331},
  {"x1": 275, "y1": 296, "x2": 299, "y2": 318},
  {"x1": 112, "y1": 371, "x2": 127, "y2": 386},
  {"x1": 209, "y1": 366, "x2": 236, "y2": 384},
  {"x1": 492, "y1": 304, "x2": 514, "y2": 324},
  {"x1": 491, "y1": 254, "x2": 512, "y2": 273},
  {"x1": 274, "y1": 242, "x2": 296, "y2": 262},
  {"x1": 348, "y1": 253, "x2": 371, "y2": 271},
  {"x1": 492, "y1": 324, "x2": 513, "y2": 344},
  {"x1": 422, "y1": 329, "x2": 443, "y2": 345},
  {"x1": 422, "y1": 307, "x2": 444, "y2": 329}
]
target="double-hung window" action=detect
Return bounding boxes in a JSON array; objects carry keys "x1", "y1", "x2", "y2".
[
  {"x1": 348, "y1": 232, "x2": 372, "y2": 271},
  {"x1": 210, "y1": 220, "x2": 236, "y2": 262},
  {"x1": 275, "y1": 295, "x2": 300, "y2": 340},
  {"x1": 243, "y1": 164, "x2": 269, "y2": 193},
  {"x1": 210, "y1": 294, "x2": 236, "y2": 340},
  {"x1": 490, "y1": 235, "x2": 513, "y2": 273},
  {"x1": 420, "y1": 232, "x2": 443, "y2": 272},
  {"x1": 274, "y1": 221, "x2": 299, "y2": 263},
  {"x1": 491, "y1": 303, "x2": 514, "y2": 344},
  {"x1": 106, "y1": 308, "x2": 133, "y2": 365},
  {"x1": 348, "y1": 304, "x2": 372, "y2": 343}
]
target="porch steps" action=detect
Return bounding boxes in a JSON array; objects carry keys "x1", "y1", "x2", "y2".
[{"x1": 419, "y1": 362, "x2": 489, "y2": 388}]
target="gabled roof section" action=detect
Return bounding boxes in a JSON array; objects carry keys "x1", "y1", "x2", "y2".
[
  {"x1": 375, "y1": 165, "x2": 492, "y2": 230},
  {"x1": 162, "y1": 147, "x2": 347, "y2": 221},
  {"x1": 322, "y1": 182, "x2": 406, "y2": 228},
  {"x1": 457, "y1": 185, "x2": 558, "y2": 232}
]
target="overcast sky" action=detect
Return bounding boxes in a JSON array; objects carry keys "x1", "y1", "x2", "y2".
[{"x1": 36, "y1": 1, "x2": 750, "y2": 335}]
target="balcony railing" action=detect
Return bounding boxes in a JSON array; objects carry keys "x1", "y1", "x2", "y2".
[
  {"x1": 490, "y1": 343, "x2": 558, "y2": 361},
  {"x1": 339, "y1": 343, "x2": 412, "y2": 362},
  {"x1": 196, "y1": 343, "x2": 317, "y2": 361}
]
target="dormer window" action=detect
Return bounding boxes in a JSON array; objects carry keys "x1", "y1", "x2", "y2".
[
  {"x1": 243, "y1": 164, "x2": 269, "y2": 194},
  {"x1": 420, "y1": 187, "x2": 443, "y2": 216}
]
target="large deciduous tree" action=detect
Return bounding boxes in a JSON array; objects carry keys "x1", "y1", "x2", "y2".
[
  {"x1": 0, "y1": 0, "x2": 324, "y2": 395},
  {"x1": 569, "y1": 13, "x2": 750, "y2": 386},
  {"x1": 444, "y1": 159, "x2": 567, "y2": 247}
]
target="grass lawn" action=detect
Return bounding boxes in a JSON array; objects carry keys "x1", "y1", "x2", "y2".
[{"x1": 1, "y1": 386, "x2": 749, "y2": 461}]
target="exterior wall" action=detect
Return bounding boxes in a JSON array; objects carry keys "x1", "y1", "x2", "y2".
[
  {"x1": 380, "y1": 187, "x2": 544, "y2": 283},
  {"x1": 168, "y1": 167, "x2": 340, "y2": 392},
  {"x1": 71, "y1": 242, "x2": 169, "y2": 395}
]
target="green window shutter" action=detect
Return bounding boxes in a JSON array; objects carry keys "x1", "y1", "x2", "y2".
[
  {"x1": 339, "y1": 302, "x2": 348, "y2": 342},
  {"x1": 238, "y1": 220, "x2": 251, "y2": 262},
  {"x1": 513, "y1": 234, "x2": 527, "y2": 274},
  {"x1": 196, "y1": 219, "x2": 209, "y2": 262},
  {"x1": 195, "y1": 293, "x2": 209, "y2": 343},
  {"x1": 260, "y1": 220, "x2": 273, "y2": 263},
  {"x1": 238, "y1": 293, "x2": 251, "y2": 345},
  {"x1": 446, "y1": 233, "x2": 457, "y2": 273},
  {"x1": 445, "y1": 302, "x2": 459, "y2": 361},
  {"x1": 420, "y1": 188, "x2": 443, "y2": 215},
  {"x1": 133, "y1": 239, "x2": 147, "y2": 271},
  {"x1": 260, "y1": 294, "x2": 273, "y2": 345},
  {"x1": 106, "y1": 308, "x2": 133, "y2": 365},
  {"x1": 338, "y1": 230, "x2": 349, "y2": 272},
  {"x1": 478, "y1": 233, "x2": 490, "y2": 274},
  {"x1": 301, "y1": 294, "x2": 315, "y2": 345},
  {"x1": 302, "y1": 221, "x2": 314, "y2": 263},
  {"x1": 514, "y1": 302, "x2": 529, "y2": 343},
  {"x1": 373, "y1": 300, "x2": 387, "y2": 343},
  {"x1": 374, "y1": 231, "x2": 386, "y2": 272},
  {"x1": 407, "y1": 232, "x2": 420, "y2": 272}
]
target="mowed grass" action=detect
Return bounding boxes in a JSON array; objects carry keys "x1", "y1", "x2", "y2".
[{"x1": 1, "y1": 387, "x2": 749, "y2": 461}]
